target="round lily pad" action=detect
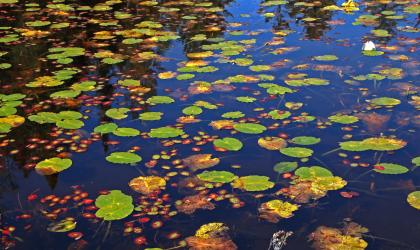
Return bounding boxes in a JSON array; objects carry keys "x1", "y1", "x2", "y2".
[
  {"x1": 407, "y1": 191, "x2": 420, "y2": 210},
  {"x1": 106, "y1": 152, "x2": 142, "y2": 164},
  {"x1": 273, "y1": 162, "x2": 298, "y2": 174},
  {"x1": 280, "y1": 147, "x2": 314, "y2": 158},
  {"x1": 373, "y1": 163, "x2": 409, "y2": 174},
  {"x1": 35, "y1": 157, "x2": 72, "y2": 175},
  {"x1": 95, "y1": 190, "x2": 134, "y2": 221},
  {"x1": 232, "y1": 175, "x2": 274, "y2": 191},
  {"x1": 94, "y1": 123, "x2": 118, "y2": 134},
  {"x1": 290, "y1": 136, "x2": 320, "y2": 145},
  {"x1": 197, "y1": 170, "x2": 237, "y2": 183},
  {"x1": 213, "y1": 137, "x2": 243, "y2": 151},
  {"x1": 233, "y1": 123, "x2": 267, "y2": 134},
  {"x1": 148, "y1": 127, "x2": 185, "y2": 138}
]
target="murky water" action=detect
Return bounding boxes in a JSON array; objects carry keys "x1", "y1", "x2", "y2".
[{"x1": 0, "y1": 0, "x2": 419, "y2": 249}]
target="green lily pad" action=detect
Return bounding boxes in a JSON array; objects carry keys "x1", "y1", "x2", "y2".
[
  {"x1": 313, "y1": 55, "x2": 338, "y2": 61},
  {"x1": 407, "y1": 191, "x2": 420, "y2": 210},
  {"x1": 139, "y1": 112, "x2": 163, "y2": 121},
  {"x1": 148, "y1": 127, "x2": 185, "y2": 138},
  {"x1": 268, "y1": 110, "x2": 291, "y2": 120},
  {"x1": 182, "y1": 106, "x2": 203, "y2": 116},
  {"x1": 232, "y1": 175, "x2": 275, "y2": 191},
  {"x1": 197, "y1": 170, "x2": 237, "y2": 183},
  {"x1": 56, "y1": 119, "x2": 84, "y2": 129},
  {"x1": 328, "y1": 114, "x2": 359, "y2": 124},
  {"x1": 273, "y1": 162, "x2": 298, "y2": 174},
  {"x1": 95, "y1": 190, "x2": 134, "y2": 220},
  {"x1": 280, "y1": 147, "x2": 314, "y2": 158},
  {"x1": 118, "y1": 79, "x2": 141, "y2": 87},
  {"x1": 236, "y1": 96, "x2": 256, "y2": 103},
  {"x1": 340, "y1": 137, "x2": 406, "y2": 151},
  {"x1": 112, "y1": 127, "x2": 140, "y2": 137},
  {"x1": 147, "y1": 96, "x2": 175, "y2": 105},
  {"x1": 106, "y1": 152, "x2": 142, "y2": 164},
  {"x1": 105, "y1": 108, "x2": 130, "y2": 120},
  {"x1": 373, "y1": 163, "x2": 409, "y2": 174},
  {"x1": 94, "y1": 123, "x2": 118, "y2": 134},
  {"x1": 412, "y1": 157, "x2": 420, "y2": 167},
  {"x1": 290, "y1": 136, "x2": 320, "y2": 145},
  {"x1": 221, "y1": 111, "x2": 244, "y2": 119},
  {"x1": 233, "y1": 123, "x2": 267, "y2": 134},
  {"x1": 295, "y1": 166, "x2": 333, "y2": 179},
  {"x1": 213, "y1": 137, "x2": 243, "y2": 151},
  {"x1": 369, "y1": 97, "x2": 401, "y2": 106},
  {"x1": 35, "y1": 158, "x2": 72, "y2": 175}
]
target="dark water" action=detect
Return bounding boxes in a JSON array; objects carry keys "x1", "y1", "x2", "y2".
[{"x1": 0, "y1": 0, "x2": 419, "y2": 249}]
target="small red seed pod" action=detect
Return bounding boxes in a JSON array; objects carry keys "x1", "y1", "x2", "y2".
[{"x1": 67, "y1": 232, "x2": 83, "y2": 240}]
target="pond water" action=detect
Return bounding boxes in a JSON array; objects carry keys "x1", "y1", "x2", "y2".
[{"x1": 0, "y1": 0, "x2": 419, "y2": 249}]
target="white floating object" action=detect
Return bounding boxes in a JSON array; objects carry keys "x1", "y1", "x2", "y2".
[{"x1": 362, "y1": 41, "x2": 376, "y2": 51}]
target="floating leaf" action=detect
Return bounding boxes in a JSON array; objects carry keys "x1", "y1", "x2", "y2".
[
  {"x1": 328, "y1": 114, "x2": 359, "y2": 124},
  {"x1": 129, "y1": 176, "x2": 166, "y2": 195},
  {"x1": 232, "y1": 175, "x2": 274, "y2": 191},
  {"x1": 369, "y1": 97, "x2": 401, "y2": 106},
  {"x1": 106, "y1": 152, "x2": 142, "y2": 164},
  {"x1": 295, "y1": 166, "x2": 333, "y2": 179},
  {"x1": 233, "y1": 123, "x2": 267, "y2": 134},
  {"x1": 35, "y1": 158, "x2": 72, "y2": 175},
  {"x1": 94, "y1": 123, "x2": 118, "y2": 134},
  {"x1": 146, "y1": 96, "x2": 175, "y2": 105},
  {"x1": 280, "y1": 147, "x2": 313, "y2": 158},
  {"x1": 259, "y1": 200, "x2": 299, "y2": 223},
  {"x1": 273, "y1": 162, "x2": 298, "y2": 174},
  {"x1": 56, "y1": 119, "x2": 84, "y2": 129},
  {"x1": 340, "y1": 137, "x2": 406, "y2": 151},
  {"x1": 183, "y1": 154, "x2": 220, "y2": 171},
  {"x1": 47, "y1": 218, "x2": 76, "y2": 233},
  {"x1": 221, "y1": 111, "x2": 244, "y2": 119},
  {"x1": 95, "y1": 190, "x2": 134, "y2": 221},
  {"x1": 407, "y1": 191, "x2": 420, "y2": 210},
  {"x1": 258, "y1": 137, "x2": 287, "y2": 150},
  {"x1": 139, "y1": 112, "x2": 163, "y2": 121},
  {"x1": 213, "y1": 137, "x2": 243, "y2": 151},
  {"x1": 182, "y1": 106, "x2": 203, "y2": 116},
  {"x1": 112, "y1": 127, "x2": 140, "y2": 137},
  {"x1": 105, "y1": 108, "x2": 130, "y2": 120},
  {"x1": 373, "y1": 163, "x2": 409, "y2": 174},
  {"x1": 197, "y1": 171, "x2": 237, "y2": 183},
  {"x1": 313, "y1": 55, "x2": 338, "y2": 61},
  {"x1": 148, "y1": 127, "x2": 185, "y2": 138},
  {"x1": 290, "y1": 136, "x2": 320, "y2": 145}
]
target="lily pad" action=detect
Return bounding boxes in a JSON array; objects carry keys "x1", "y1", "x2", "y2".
[
  {"x1": 139, "y1": 112, "x2": 163, "y2": 121},
  {"x1": 35, "y1": 158, "x2": 72, "y2": 175},
  {"x1": 95, "y1": 190, "x2": 134, "y2": 221},
  {"x1": 94, "y1": 123, "x2": 118, "y2": 134},
  {"x1": 148, "y1": 127, "x2": 185, "y2": 138},
  {"x1": 233, "y1": 123, "x2": 267, "y2": 134},
  {"x1": 290, "y1": 136, "x2": 320, "y2": 145},
  {"x1": 407, "y1": 191, "x2": 420, "y2": 210},
  {"x1": 197, "y1": 171, "x2": 237, "y2": 183},
  {"x1": 106, "y1": 152, "x2": 142, "y2": 164},
  {"x1": 369, "y1": 97, "x2": 401, "y2": 106},
  {"x1": 273, "y1": 162, "x2": 298, "y2": 174},
  {"x1": 280, "y1": 147, "x2": 313, "y2": 158},
  {"x1": 213, "y1": 137, "x2": 243, "y2": 151},
  {"x1": 105, "y1": 108, "x2": 130, "y2": 120},
  {"x1": 373, "y1": 163, "x2": 409, "y2": 174},
  {"x1": 232, "y1": 175, "x2": 274, "y2": 191},
  {"x1": 129, "y1": 176, "x2": 166, "y2": 194}
]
